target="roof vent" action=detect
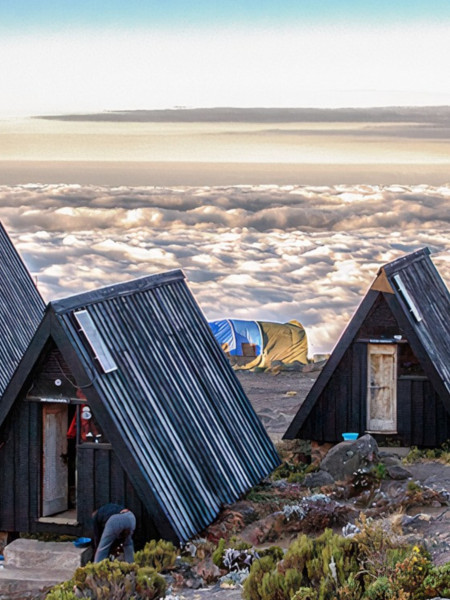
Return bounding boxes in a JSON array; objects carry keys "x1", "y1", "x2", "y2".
[
  {"x1": 74, "y1": 310, "x2": 118, "y2": 373},
  {"x1": 393, "y1": 274, "x2": 422, "y2": 322}
]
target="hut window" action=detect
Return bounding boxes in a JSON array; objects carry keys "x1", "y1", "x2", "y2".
[
  {"x1": 67, "y1": 404, "x2": 108, "y2": 444},
  {"x1": 398, "y1": 343, "x2": 425, "y2": 377}
]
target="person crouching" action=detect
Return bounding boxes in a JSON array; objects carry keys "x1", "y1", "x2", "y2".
[{"x1": 92, "y1": 503, "x2": 136, "y2": 563}]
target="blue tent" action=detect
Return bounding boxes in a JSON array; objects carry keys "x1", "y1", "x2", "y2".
[{"x1": 209, "y1": 319, "x2": 262, "y2": 357}]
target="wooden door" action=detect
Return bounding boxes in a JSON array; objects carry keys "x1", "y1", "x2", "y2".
[
  {"x1": 42, "y1": 403, "x2": 69, "y2": 516},
  {"x1": 367, "y1": 344, "x2": 397, "y2": 433}
]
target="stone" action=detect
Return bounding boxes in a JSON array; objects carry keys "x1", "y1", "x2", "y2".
[
  {"x1": 303, "y1": 470, "x2": 335, "y2": 489},
  {"x1": 387, "y1": 465, "x2": 412, "y2": 480},
  {"x1": 379, "y1": 453, "x2": 402, "y2": 467},
  {"x1": 320, "y1": 434, "x2": 379, "y2": 481},
  {"x1": 3, "y1": 538, "x2": 89, "y2": 570},
  {"x1": 193, "y1": 557, "x2": 222, "y2": 584}
]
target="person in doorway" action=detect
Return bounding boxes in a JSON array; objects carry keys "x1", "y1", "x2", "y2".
[{"x1": 92, "y1": 503, "x2": 136, "y2": 563}]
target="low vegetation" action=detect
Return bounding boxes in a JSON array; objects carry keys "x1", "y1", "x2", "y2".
[
  {"x1": 403, "y1": 441, "x2": 450, "y2": 464},
  {"x1": 242, "y1": 519, "x2": 450, "y2": 600},
  {"x1": 44, "y1": 443, "x2": 450, "y2": 599},
  {"x1": 45, "y1": 539, "x2": 177, "y2": 600},
  {"x1": 45, "y1": 560, "x2": 166, "y2": 600}
]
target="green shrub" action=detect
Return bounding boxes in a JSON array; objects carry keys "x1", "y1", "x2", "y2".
[
  {"x1": 246, "y1": 486, "x2": 276, "y2": 503},
  {"x1": 243, "y1": 529, "x2": 360, "y2": 600},
  {"x1": 135, "y1": 566, "x2": 167, "y2": 598},
  {"x1": 243, "y1": 556, "x2": 277, "y2": 600},
  {"x1": 134, "y1": 539, "x2": 177, "y2": 572},
  {"x1": 354, "y1": 515, "x2": 410, "y2": 582},
  {"x1": 423, "y1": 562, "x2": 450, "y2": 598},
  {"x1": 45, "y1": 560, "x2": 166, "y2": 600},
  {"x1": 212, "y1": 538, "x2": 226, "y2": 568},
  {"x1": 363, "y1": 576, "x2": 396, "y2": 600},
  {"x1": 335, "y1": 574, "x2": 362, "y2": 600},
  {"x1": 45, "y1": 587, "x2": 78, "y2": 600},
  {"x1": 372, "y1": 463, "x2": 388, "y2": 480},
  {"x1": 272, "y1": 461, "x2": 308, "y2": 482},
  {"x1": 284, "y1": 529, "x2": 359, "y2": 589},
  {"x1": 259, "y1": 568, "x2": 302, "y2": 600},
  {"x1": 229, "y1": 536, "x2": 253, "y2": 551},
  {"x1": 257, "y1": 546, "x2": 284, "y2": 563},
  {"x1": 390, "y1": 546, "x2": 431, "y2": 599},
  {"x1": 291, "y1": 587, "x2": 319, "y2": 600}
]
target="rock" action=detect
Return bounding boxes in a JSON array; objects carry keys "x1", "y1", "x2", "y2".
[
  {"x1": 321, "y1": 434, "x2": 379, "y2": 481},
  {"x1": 185, "y1": 576, "x2": 204, "y2": 589},
  {"x1": 303, "y1": 470, "x2": 335, "y2": 488},
  {"x1": 387, "y1": 465, "x2": 412, "y2": 480},
  {"x1": 379, "y1": 453, "x2": 402, "y2": 467},
  {"x1": 205, "y1": 510, "x2": 246, "y2": 543},
  {"x1": 193, "y1": 557, "x2": 222, "y2": 584}
]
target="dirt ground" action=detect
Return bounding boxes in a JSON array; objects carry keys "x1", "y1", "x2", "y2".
[{"x1": 235, "y1": 368, "x2": 320, "y2": 442}]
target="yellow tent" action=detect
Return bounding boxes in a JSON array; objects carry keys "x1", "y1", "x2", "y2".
[{"x1": 209, "y1": 319, "x2": 308, "y2": 370}]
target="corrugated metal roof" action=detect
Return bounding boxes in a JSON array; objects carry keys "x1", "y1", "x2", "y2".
[
  {"x1": 0, "y1": 223, "x2": 45, "y2": 397},
  {"x1": 384, "y1": 247, "x2": 450, "y2": 395},
  {"x1": 51, "y1": 270, "x2": 280, "y2": 541}
]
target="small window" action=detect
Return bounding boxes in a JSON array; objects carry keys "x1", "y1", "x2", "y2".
[
  {"x1": 398, "y1": 344, "x2": 425, "y2": 377},
  {"x1": 67, "y1": 404, "x2": 108, "y2": 445}
]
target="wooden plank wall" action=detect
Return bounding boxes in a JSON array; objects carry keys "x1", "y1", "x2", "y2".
[
  {"x1": 298, "y1": 345, "x2": 366, "y2": 442},
  {"x1": 0, "y1": 399, "x2": 158, "y2": 547},
  {"x1": 77, "y1": 446, "x2": 159, "y2": 548},
  {"x1": 398, "y1": 379, "x2": 450, "y2": 447},
  {"x1": 0, "y1": 400, "x2": 38, "y2": 532}
]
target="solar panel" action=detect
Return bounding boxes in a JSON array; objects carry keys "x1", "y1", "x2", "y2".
[
  {"x1": 393, "y1": 274, "x2": 423, "y2": 322},
  {"x1": 74, "y1": 309, "x2": 118, "y2": 373}
]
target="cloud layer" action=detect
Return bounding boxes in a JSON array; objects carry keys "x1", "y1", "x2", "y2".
[{"x1": 1, "y1": 183, "x2": 449, "y2": 354}]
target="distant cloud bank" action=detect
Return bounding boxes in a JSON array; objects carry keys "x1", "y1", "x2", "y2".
[
  {"x1": 2, "y1": 183, "x2": 449, "y2": 354},
  {"x1": 38, "y1": 106, "x2": 450, "y2": 125}
]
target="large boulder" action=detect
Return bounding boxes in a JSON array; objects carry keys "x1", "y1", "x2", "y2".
[{"x1": 320, "y1": 434, "x2": 379, "y2": 481}]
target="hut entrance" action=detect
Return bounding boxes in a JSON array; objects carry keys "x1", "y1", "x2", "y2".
[
  {"x1": 41, "y1": 402, "x2": 77, "y2": 519},
  {"x1": 367, "y1": 343, "x2": 397, "y2": 433}
]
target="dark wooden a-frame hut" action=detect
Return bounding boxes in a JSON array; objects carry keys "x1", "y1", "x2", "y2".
[
  {"x1": 0, "y1": 222, "x2": 44, "y2": 397},
  {"x1": 0, "y1": 270, "x2": 279, "y2": 546},
  {"x1": 284, "y1": 248, "x2": 450, "y2": 448}
]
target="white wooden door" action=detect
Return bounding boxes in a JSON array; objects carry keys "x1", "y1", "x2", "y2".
[
  {"x1": 42, "y1": 403, "x2": 69, "y2": 516},
  {"x1": 367, "y1": 344, "x2": 397, "y2": 433}
]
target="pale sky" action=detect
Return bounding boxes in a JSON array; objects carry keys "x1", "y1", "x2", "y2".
[{"x1": 2, "y1": 1, "x2": 450, "y2": 116}]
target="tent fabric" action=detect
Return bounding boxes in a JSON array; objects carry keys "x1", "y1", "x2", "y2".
[
  {"x1": 209, "y1": 319, "x2": 262, "y2": 356},
  {"x1": 209, "y1": 319, "x2": 308, "y2": 369}
]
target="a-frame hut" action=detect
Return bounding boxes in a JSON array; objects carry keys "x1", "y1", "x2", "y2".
[
  {"x1": 0, "y1": 222, "x2": 44, "y2": 397},
  {"x1": 284, "y1": 248, "x2": 450, "y2": 448},
  {"x1": 0, "y1": 269, "x2": 279, "y2": 546}
]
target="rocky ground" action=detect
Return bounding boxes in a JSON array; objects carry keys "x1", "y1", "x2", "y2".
[{"x1": 167, "y1": 369, "x2": 450, "y2": 599}]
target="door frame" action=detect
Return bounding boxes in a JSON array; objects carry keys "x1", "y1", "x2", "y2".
[
  {"x1": 40, "y1": 400, "x2": 75, "y2": 518},
  {"x1": 366, "y1": 343, "x2": 398, "y2": 433}
]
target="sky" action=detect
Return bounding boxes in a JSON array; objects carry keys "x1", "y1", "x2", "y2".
[
  {"x1": 1, "y1": 1, "x2": 450, "y2": 356},
  {"x1": 2, "y1": 1, "x2": 450, "y2": 115}
]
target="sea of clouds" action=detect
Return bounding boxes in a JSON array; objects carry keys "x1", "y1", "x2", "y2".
[{"x1": 1, "y1": 183, "x2": 449, "y2": 354}]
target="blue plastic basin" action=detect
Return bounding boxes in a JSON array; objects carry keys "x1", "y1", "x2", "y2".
[
  {"x1": 73, "y1": 537, "x2": 91, "y2": 548},
  {"x1": 342, "y1": 432, "x2": 359, "y2": 441}
]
